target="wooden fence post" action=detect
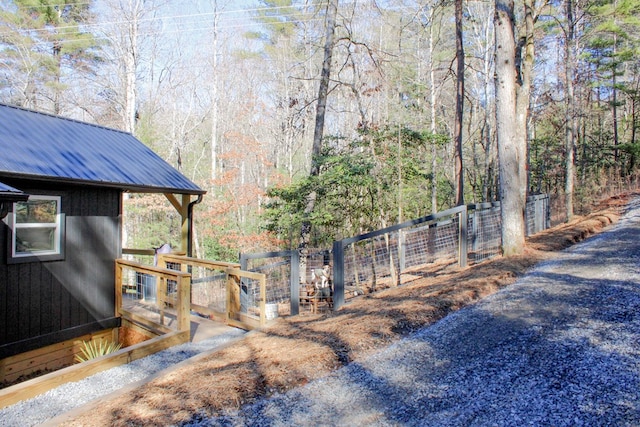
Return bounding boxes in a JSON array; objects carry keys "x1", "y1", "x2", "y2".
[
  {"x1": 226, "y1": 272, "x2": 241, "y2": 324},
  {"x1": 115, "y1": 261, "x2": 123, "y2": 317}
]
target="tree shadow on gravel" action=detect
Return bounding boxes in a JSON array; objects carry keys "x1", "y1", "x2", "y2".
[{"x1": 219, "y1": 270, "x2": 640, "y2": 427}]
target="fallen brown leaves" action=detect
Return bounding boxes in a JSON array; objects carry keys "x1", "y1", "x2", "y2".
[{"x1": 62, "y1": 194, "x2": 631, "y2": 427}]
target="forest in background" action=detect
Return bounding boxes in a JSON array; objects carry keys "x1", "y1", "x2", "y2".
[{"x1": 1, "y1": 0, "x2": 639, "y2": 260}]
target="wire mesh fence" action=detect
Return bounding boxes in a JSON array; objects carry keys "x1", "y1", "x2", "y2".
[
  {"x1": 468, "y1": 202, "x2": 502, "y2": 264},
  {"x1": 240, "y1": 249, "x2": 333, "y2": 316},
  {"x1": 231, "y1": 273, "x2": 269, "y2": 322},
  {"x1": 160, "y1": 261, "x2": 227, "y2": 316},
  {"x1": 157, "y1": 256, "x2": 243, "y2": 324},
  {"x1": 336, "y1": 205, "x2": 466, "y2": 303},
  {"x1": 240, "y1": 251, "x2": 294, "y2": 317},
  {"x1": 525, "y1": 194, "x2": 551, "y2": 235},
  {"x1": 190, "y1": 268, "x2": 227, "y2": 314},
  {"x1": 241, "y1": 195, "x2": 551, "y2": 313}
]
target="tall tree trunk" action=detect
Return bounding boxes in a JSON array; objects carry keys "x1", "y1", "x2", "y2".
[
  {"x1": 119, "y1": 0, "x2": 144, "y2": 135},
  {"x1": 53, "y1": 41, "x2": 62, "y2": 115},
  {"x1": 482, "y1": 14, "x2": 495, "y2": 202},
  {"x1": 612, "y1": 33, "x2": 619, "y2": 163},
  {"x1": 516, "y1": 0, "x2": 535, "y2": 198},
  {"x1": 299, "y1": 0, "x2": 338, "y2": 283},
  {"x1": 495, "y1": 0, "x2": 525, "y2": 256},
  {"x1": 210, "y1": 0, "x2": 220, "y2": 183},
  {"x1": 454, "y1": 0, "x2": 465, "y2": 206},
  {"x1": 564, "y1": 0, "x2": 576, "y2": 221},
  {"x1": 428, "y1": 8, "x2": 438, "y2": 213}
]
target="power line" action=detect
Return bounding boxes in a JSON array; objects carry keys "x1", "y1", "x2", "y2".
[
  {"x1": 0, "y1": 1, "x2": 329, "y2": 36},
  {"x1": 0, "y1": 13, "x2": 326, "y2": 49},
  {"x1": 0, "y1": 0, "x2": 422, "y2": 50}
]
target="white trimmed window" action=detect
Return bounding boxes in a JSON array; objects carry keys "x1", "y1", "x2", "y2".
[{"x1": 8, "y1": 195, "x2": 64, "y2": 262}]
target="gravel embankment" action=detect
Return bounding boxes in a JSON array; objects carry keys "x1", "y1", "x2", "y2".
[
  {"x1": 185, "y1": 200, "x2": 640, "y2": 426},
  {"x1": 0, "y1": 328, "x2": 246, "y2": 427}
]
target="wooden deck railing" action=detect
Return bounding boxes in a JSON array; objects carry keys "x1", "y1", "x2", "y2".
[
  {"x1": 115, "y1": 259, "x2": 192, "y2": 337},
  {"x1": 157, "y1": 253, "x2": 240, "y2": 271},
  {"x1": 117, "y1": 254, "x2": 269, "y2": 333},
  {"x1": 156, "y1": 254, "x2": 268, "y2": 329},
  {"x1": 226, "y1": 268, "x2": 268, "y2": 329},
  {"x1": 156, "y1": 254, "x2": 238, "y2": 322}
]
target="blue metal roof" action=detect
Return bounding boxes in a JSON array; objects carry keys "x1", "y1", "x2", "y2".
[
  {"x1": 0, "y1": 104, "x2": 204, "y2": 195},
  {"x1": 0, "y1": 181, "x2": 24, "y2": 193},
  {"x1": 0, "y1": 180, "x2": 28, "y2": 201}
]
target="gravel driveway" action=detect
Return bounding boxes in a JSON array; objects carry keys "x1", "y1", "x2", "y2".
[
  {"x1": 185, "y1": 199, "x2": 640, "y2": 426},
  {"x1": 2, "y1": 200, "x2": 639, "y2": 427}
]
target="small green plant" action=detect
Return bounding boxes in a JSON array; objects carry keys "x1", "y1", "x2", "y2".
[{"x1": 75, "y1": 339, "x2": 122, "y2": 363}]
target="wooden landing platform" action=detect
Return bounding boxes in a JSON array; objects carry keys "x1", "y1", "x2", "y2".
[{"x1": 122, "y1": 300, "x2": 239, "y2": 343}]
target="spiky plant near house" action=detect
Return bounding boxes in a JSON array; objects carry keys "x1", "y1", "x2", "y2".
[{"x1": 75, "y1": 339, "x2": 122, "y2": 363}]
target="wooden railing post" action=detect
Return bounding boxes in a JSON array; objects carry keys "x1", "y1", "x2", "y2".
[
  {"x1": 115, "y1": 261, "x2": 123, "y2": 317},
  {"x1": 259, "y1": 273, "x2": 267, "y2": 326},
  {"x1": 177, "y1": 274, "x2": 191, "y2": 332},
  {"x1": 226, "y1": 271, "x2": 240, "y2": 324},
  {"x1": 157, "y1": 254, "x2": 167, "y2": 269},
  {"x1": 157, "y1": 276, "x2": 167, "y2": 326}
]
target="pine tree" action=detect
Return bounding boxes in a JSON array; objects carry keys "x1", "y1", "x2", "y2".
[{"x1": 0, "y1": 0, "x2": 99, "y2": 113}]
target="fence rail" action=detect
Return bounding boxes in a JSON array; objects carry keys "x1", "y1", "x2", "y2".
[{"x1": 241, "y1": 194, "x2": 551, "y2": 313}]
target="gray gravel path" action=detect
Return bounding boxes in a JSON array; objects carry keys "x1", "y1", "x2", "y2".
[
  {"x1": 184, "y1": 199, "x2": 640, "y2": 426},
  {"x1": 0, "y1": 328, "x2": 246, "y2": 426}
]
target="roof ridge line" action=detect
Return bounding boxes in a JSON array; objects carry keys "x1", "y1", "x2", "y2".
[{"x1": 0, "y1": 103, "x2": 133, "y2": 136}]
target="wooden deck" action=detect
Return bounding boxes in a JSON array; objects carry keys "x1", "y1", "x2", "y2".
[{"x1": 122, "y1": 300, "x2": 238, "y2": 343}]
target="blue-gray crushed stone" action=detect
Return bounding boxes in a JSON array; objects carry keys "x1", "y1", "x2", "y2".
[
  {"x1": 185, "y1": 199, "x2": 640, "y2": 426},
  {"x1": 0, "y1": 328, "x2": 246, "y2": 427}
]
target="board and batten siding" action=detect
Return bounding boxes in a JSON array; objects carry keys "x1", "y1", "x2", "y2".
[{"x1": 0, "y1": 184, "x2": 122, "y2": 359}]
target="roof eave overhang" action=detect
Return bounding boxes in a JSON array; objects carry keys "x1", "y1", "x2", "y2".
[
  {"x1": 0, "y1": 172, "x2": 207, "y2": 196},
  {"x1": 0, "y1": 192, "x2": 29, "y2": 202}
]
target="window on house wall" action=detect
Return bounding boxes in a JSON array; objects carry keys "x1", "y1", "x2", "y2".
[{"x1": 6, "y1": 195, "x2": 65, "y2": 263}]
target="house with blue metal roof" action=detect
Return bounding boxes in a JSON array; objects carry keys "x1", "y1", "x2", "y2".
[{"x1": 0, "y1": 103, "x2": 205, "y2": 365}]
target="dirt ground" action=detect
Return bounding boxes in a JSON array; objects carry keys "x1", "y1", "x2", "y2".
[{"x1": 63, "y1": 193, "x2": 633, "y2": 427}]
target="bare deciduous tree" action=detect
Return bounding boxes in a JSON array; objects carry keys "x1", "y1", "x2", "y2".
[
  {"x1": 453, "y1": 0, "x2": 465, "y2": 206},
  {"x1": 495, "y1": 0, "x2": 526, "y2": 255},
  {"x1": 98, "y1": 0, "x2": 162, "y2": 133}
]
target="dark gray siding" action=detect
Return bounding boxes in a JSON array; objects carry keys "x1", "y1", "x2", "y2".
[{"x1": 0, "y1": 183, "x2": 121, "y2": 358}]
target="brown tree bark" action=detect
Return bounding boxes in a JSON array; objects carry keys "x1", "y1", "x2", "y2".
[
  {"x1": 454, "y1": 0, "x2": 465, "y2": 206},
  {"x1": 564, "y1": 0, "x2": 576, "y2": 221},
  {"x1": 495, "y1": 0, "x2": 526, "y2": 256}
]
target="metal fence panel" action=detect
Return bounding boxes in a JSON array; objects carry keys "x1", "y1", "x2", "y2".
[
  {"x1": 242, "y1": 195, "x2": 552, "y2": 314},
  {"x1": 468, "y1": 203, "x2": 502, "y2": 264}
]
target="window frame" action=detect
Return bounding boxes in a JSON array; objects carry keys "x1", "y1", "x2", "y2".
[{"x1": 6, "y1": 195, "x2": 65, "y2": 264}]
